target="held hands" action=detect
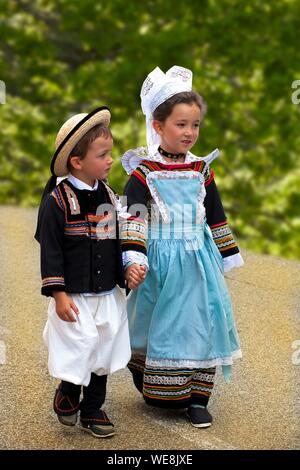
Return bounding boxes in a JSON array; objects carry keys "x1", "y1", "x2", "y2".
[
  {"x1": 125, "y1": 263, "x2": 147, "y2": 290},
  {"x1": 53, "y1": 291, "x2": 79, "y2": 322}
]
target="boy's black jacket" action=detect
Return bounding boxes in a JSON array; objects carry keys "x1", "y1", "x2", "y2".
[{"x1": 35, "y1": 179, "x2": 125, "y2": 297}]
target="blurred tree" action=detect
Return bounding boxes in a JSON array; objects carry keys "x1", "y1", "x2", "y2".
[{"x1": 0, "y1": 0, "x2": 300, "y2": 258}]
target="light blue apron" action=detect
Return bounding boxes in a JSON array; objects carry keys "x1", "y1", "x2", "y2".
[{"x1": 127, "y1": 170, "x2": 241, "y2": 380}]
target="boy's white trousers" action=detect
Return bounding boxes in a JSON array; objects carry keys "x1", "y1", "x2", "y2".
[{"x1": 43, "y1": 287, "x2": 131, "y2": 386}]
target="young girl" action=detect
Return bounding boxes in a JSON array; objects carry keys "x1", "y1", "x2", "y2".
[{"x1": 121, "y1": 66, "x2": 244, "y2": 428}]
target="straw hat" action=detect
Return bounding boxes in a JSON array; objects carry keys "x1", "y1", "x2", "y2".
[{"x1": 51, "y1": 106, "x2": 111, "y2": 177}]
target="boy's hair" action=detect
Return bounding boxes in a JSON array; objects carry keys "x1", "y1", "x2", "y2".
[
  {"x1": 153, "y1": 91, "x2": 207, "y2": 123},
  {"x1": 67, "y1": 124, "x2": 112, "y2": 171}
]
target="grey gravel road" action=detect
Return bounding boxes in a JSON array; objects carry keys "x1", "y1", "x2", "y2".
[{"x1": 0, "y1": 206, "x2": 299, "y2": 450}]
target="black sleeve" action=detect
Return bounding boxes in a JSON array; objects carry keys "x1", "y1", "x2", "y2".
[
  {"x1": 204, "y1": 178, "x2": 239, "y2": 258},
  {"x1": 204, "y1": 178, "x2": 227, "y2": 227},
  {"x1": 121, "y1": 175, "x2": 149, "y2": 255},
  {"x1": 38, "y1": 195, "x2": 66, "y2": 296},
  {"x1": 124, "y1": 174, "x2": 149, "y2": 208}
]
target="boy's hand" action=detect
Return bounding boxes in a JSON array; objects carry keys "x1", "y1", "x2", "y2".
[
  {"x1": 53, "y1": 291, "x2": 79, "y2": 322},
  {"x1": 125, "y1": 263, "x2": 147, "y2": 290}
]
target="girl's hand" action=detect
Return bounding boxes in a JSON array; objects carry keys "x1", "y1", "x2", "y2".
[
  {"x1": 125, "y1": 263, "x2": 147, "y2": 290},
  {"x1": 53, "y1": 291, "x2": 79, "y2": 322}
]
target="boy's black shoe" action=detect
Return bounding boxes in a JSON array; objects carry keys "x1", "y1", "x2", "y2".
[
  {"x1": 53, "y1": 385, "x2": 80, "y2": 426},
  {"x1": 186, "y1": 406, "x2": 213, "y2": 428},
  {"x1": 80, "y1": 409, "x2": 115, "y2": 438}
]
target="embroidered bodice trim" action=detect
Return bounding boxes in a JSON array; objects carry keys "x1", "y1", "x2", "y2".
[{"x1": 132, "y1": 159, "x2": 214, "y2": 188}]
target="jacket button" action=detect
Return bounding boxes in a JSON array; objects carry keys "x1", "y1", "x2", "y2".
[
  {"x1": 97, "y1": 270, "x2": 101, "y2": 274},
  {"x1": 97, "y1": 286, "x2": 102, "y2": 291},
  {"x1": 97, "y1": 254, "x2": 102, "y2": 259}
]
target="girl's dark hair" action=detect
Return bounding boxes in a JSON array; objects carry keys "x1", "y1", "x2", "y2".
[
  {"x1": 67, "y1": 124, "x2": 112, "y2": 171},
  {"x1": 152, "y1": 91, "x2": 207, "y2": 123}
]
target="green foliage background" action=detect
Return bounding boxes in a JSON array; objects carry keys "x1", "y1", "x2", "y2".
[{"x1": 1, "y1": 0, "x2": 300, "y2": 259}]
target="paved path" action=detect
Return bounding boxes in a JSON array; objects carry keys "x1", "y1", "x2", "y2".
[{"x1": 0, "y1": 206, "x2": 299, "y2": 450}]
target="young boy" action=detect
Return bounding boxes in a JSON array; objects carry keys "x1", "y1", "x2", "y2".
[{"x1": 35, "y1": 106, "x2": 144, "y2": 438}]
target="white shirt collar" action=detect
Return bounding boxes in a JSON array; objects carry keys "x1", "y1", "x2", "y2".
[{"x1": 67, "y1": 174, "x2": 98, "y2": 191}]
